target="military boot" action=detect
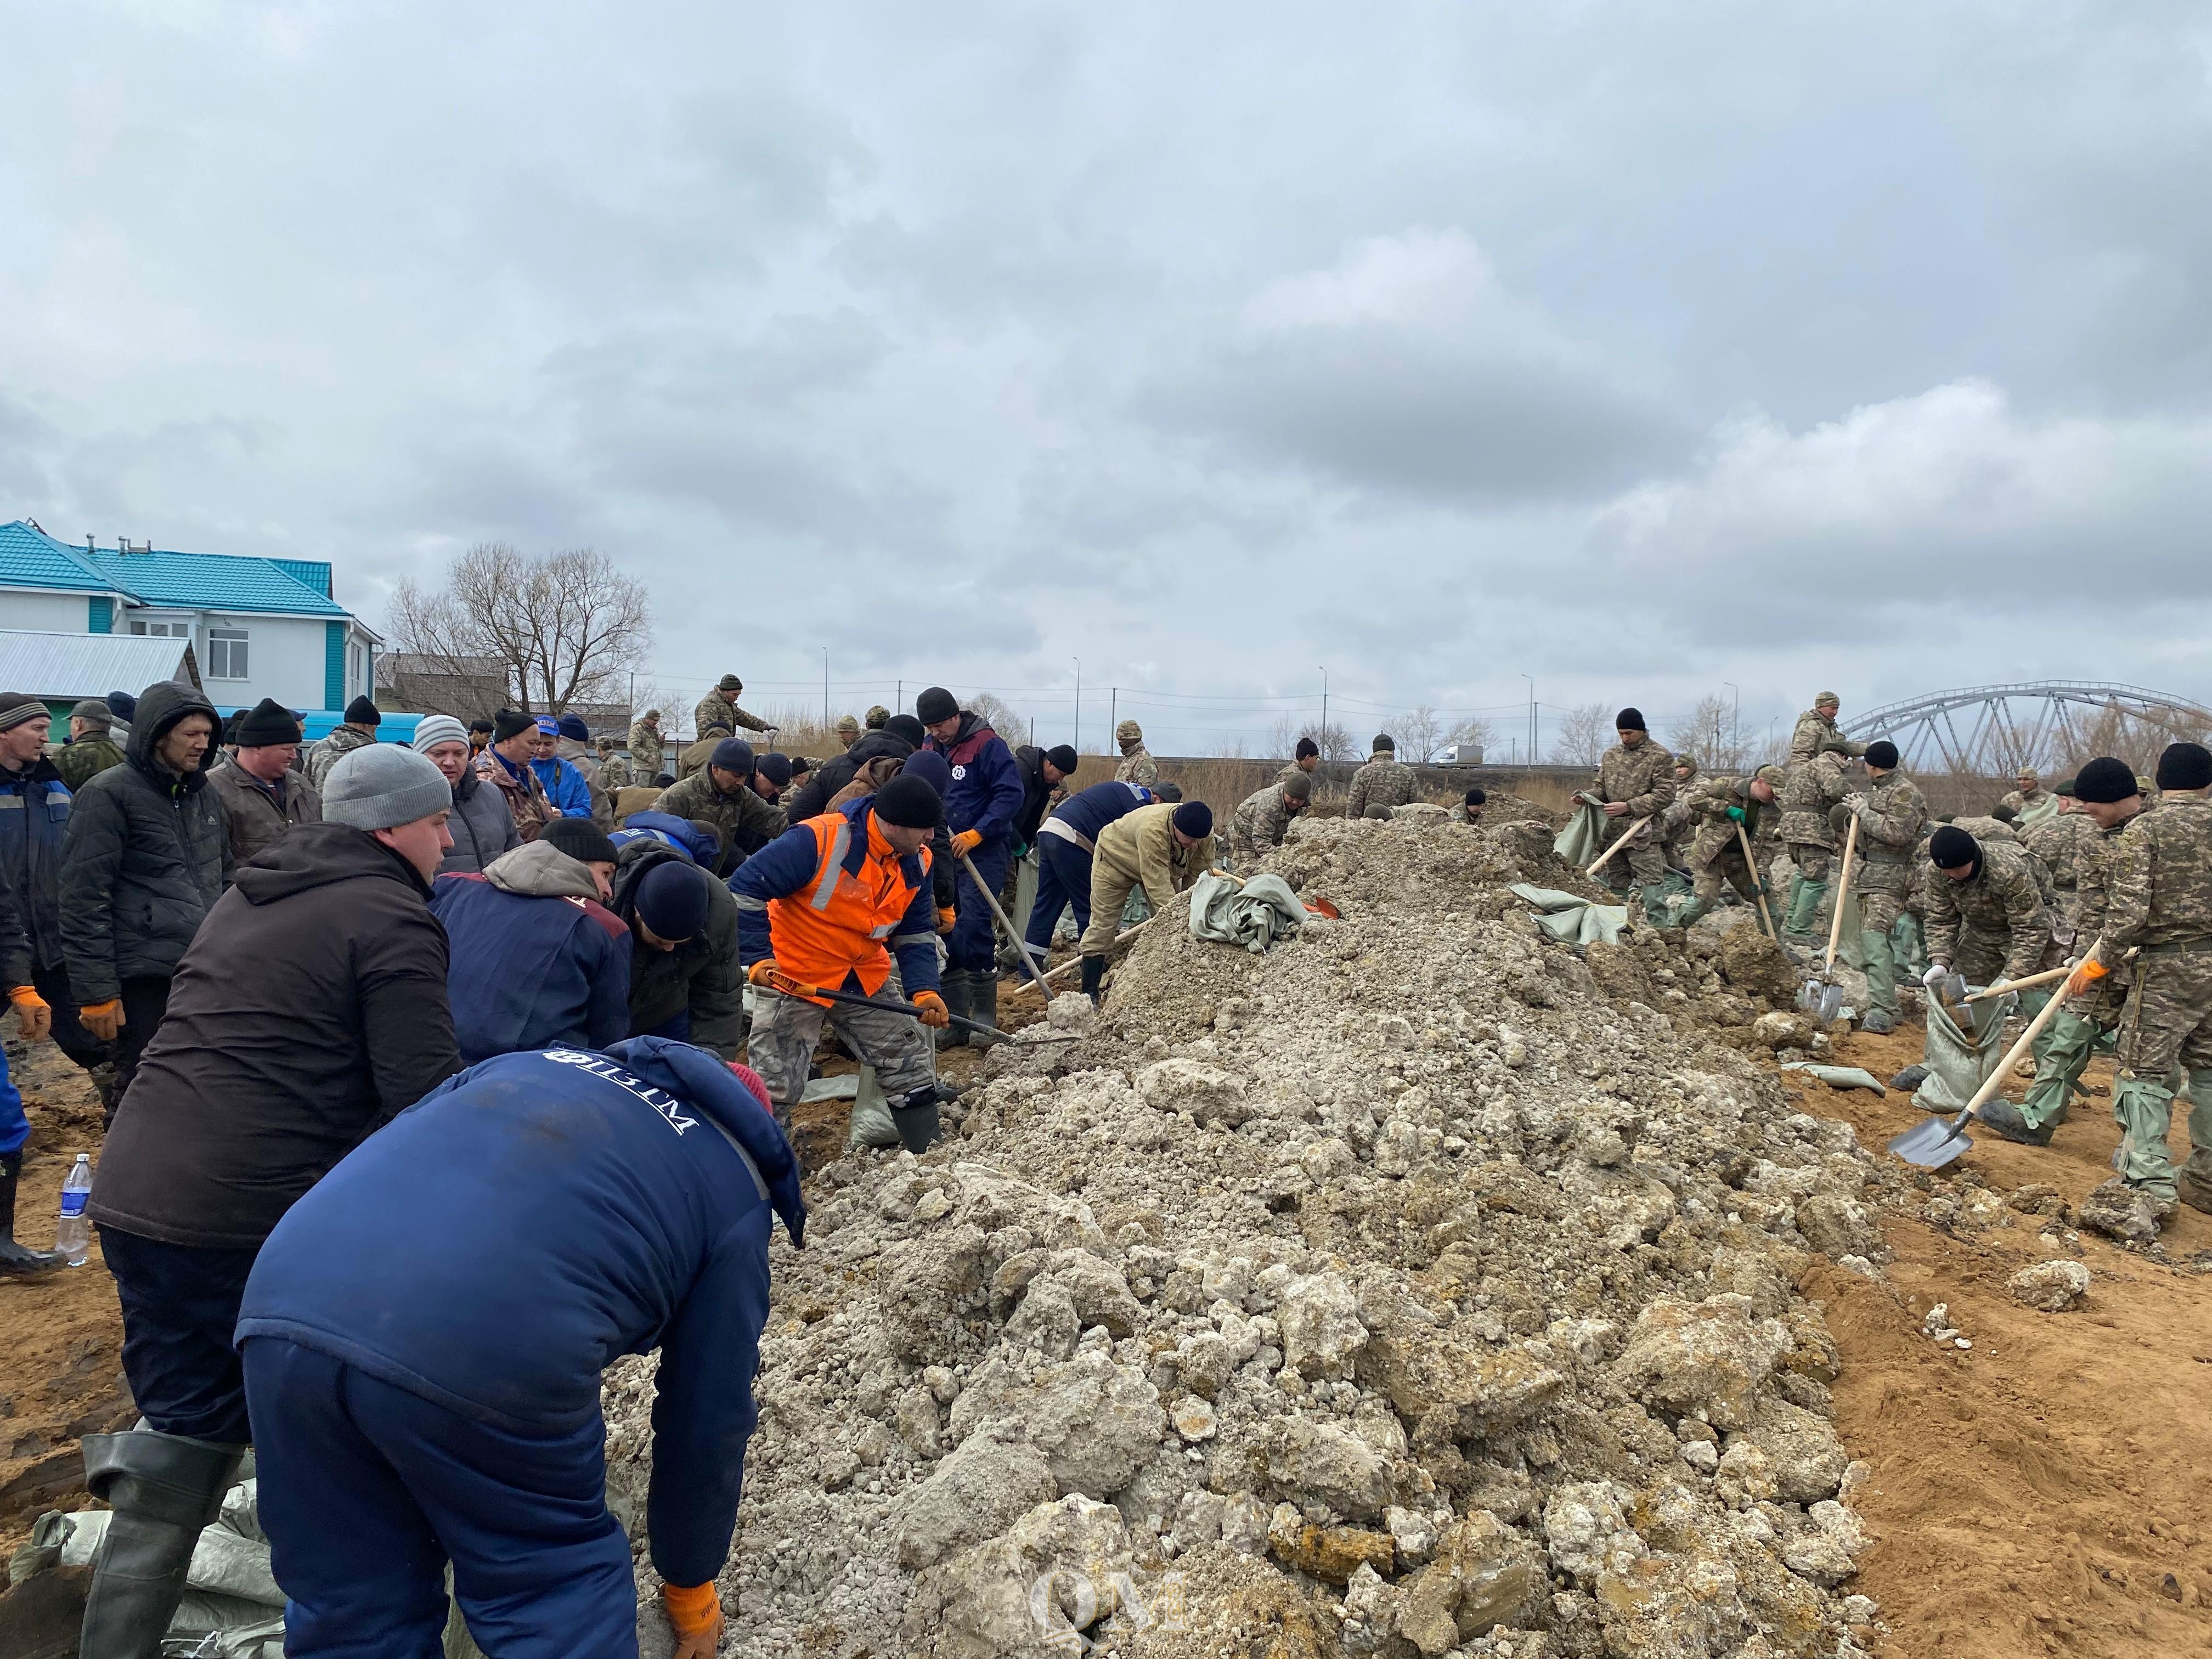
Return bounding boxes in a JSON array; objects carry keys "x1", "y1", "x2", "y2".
[
  {"x1": 2110, "y1": 1073, "x2": 2181, "y2": 1201},
  {"x1": 1079, "y1": 954, "x2": 1107, "y2": 1007},
  {"x1": 935, "y1": 970, "x2": 973, "y2": 1050},
  {"x1": 0, "y1": 1154, "x2": 64, "y2": 1278},
  {"x1": 79, "y1": 1426, "x2": 243, "y2": 1658},
  {"x1": 1977, "y1": 1098, "x2": 2054, "y2": 1146}
]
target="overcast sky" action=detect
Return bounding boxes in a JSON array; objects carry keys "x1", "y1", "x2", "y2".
[{"x1": 5, "y1": 3, "x2": 2209, "y2": 753}]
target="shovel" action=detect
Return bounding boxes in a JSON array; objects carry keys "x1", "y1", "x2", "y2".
[
  {"x1": 1888, "y1": 938, "x2": 2101, "y2": 1168},
  {"x1": 1585, "y1": 815, "x2": 1652, "y2": 878},
  {"x1": 1798, "y1": 814, "x2": 1860, "y2": 1022},
  {"x1": 955, "y1": 848, "x2": 1056, "y2": 1000},
  {"x1": 751, "y1": 965, "x2": 1012, "y2": 1042},
  {"x1": 1733, "y1": 820, "x2": 1780, "y2": 941}
]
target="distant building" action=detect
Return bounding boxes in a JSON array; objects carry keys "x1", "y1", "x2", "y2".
[
  {"x1": 376, "y1": 652, "x2": 511, "y2": 723},
  {"x1": 0, "y1": 519, "x2": 381, "y2": 714}
]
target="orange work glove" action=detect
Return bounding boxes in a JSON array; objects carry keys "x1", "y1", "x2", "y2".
[
  {"x1": 912, "y1": 990, "x2": 951, "y2": 1029},
  {"x1": 8, "y1": 986, "x2": 51, "y2": 1044},
  {"x1": 80, "y1": 999, "x2": 124, "y2": 1042},
  {"x1": 935, "y1": 906, "x2": 956, "y2": 935},
  {"x1": 950, "y1": 829, "x2": 984, "y2": 857},
  {"x1": 746, "y1": 960, "x2": 784, "y2": 989},
  {"x1": 2064, "y1": 957, "x2": 2110, "y2": 998},
  {"x1": 661, "y1": 1582, "x2": 723, "y2": 1659}
]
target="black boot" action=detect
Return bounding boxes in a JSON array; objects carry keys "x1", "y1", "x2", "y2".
[
  {"x1": 0, "y1": 1153, "x2": 64, "y2": 1278},
  {"x1": 79, "y1": 1426, "x2": 242, "y2": 1658},
  {"x1": 889, "y1": 1086, "x2": 942, "y2": 1154},
  {"x1": 1079, "y1": 954, "x2": 1106, "y2": 1007},
  {"x1": 968, "y1": 974, "x2": 1002, "y2": 1046},
  {"x1": 936, "y1": 970, "x2": 972, "y2": 1051}
]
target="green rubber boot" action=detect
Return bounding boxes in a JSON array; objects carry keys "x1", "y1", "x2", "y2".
[
  {"x1": 1641, "y1": 883, "x2": 1673, "y2": 927},
  {"x1": 2111, "y1": 1074, "x2": 2180, "y2": 1201},
  {"x1": 1783, "y1": 876, "x2": 1827, "y2": 940},
  {"x1": 2018, "y1": 1009, "x2": 2102, "y2": 1128},
  {"x1": 2182, "y1": 1070, "x2": 2212, "y2": 1215},
  {"x1": 1891, "y1": 911, "x2": 1928, "y2": 981},
  {"x1": 1860, "y1": 928, "x2": 1898, "y2": 1022}
]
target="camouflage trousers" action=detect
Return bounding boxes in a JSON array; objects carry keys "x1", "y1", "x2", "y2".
[
  {"x1": 1855, "y1": 872, "x2": 1911, "y2": 1019},
  {"x1": 1686, "y1": 844, "x2": 1764, "y2": 918},
  {"x1": 1599, "y1": 825, "x2": 1667, "y2": 891},
  {"x1": 747, "y1": 986, "x2": 935, "y2": 1137},
  {"x1": 2111, "y1": 950, "x2": 2212, "y2": 1200},
  {"x1": 1787, "y1": 842, "x2": 1832, "y2": 884}
]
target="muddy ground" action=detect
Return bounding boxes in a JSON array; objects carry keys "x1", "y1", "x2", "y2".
[{"x1": 3, "y1": 1003, "x2": 2209, "y2": 1659}]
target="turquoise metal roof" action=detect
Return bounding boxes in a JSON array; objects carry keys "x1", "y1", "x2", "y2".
[
  {"x1": 0, "y1": 520, "x2": 122, "y2": 594},
  {"x1": 0, "y1": 520, "x2": 352, "y2": 618}
]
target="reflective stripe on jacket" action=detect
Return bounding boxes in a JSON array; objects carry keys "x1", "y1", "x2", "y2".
[{"x1": 729, "y1": 801, "x2": 937, "y2": 1003}]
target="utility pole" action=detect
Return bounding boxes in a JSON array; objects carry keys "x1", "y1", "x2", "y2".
[
  {"x1": 1520, "y1": 675, "x2": 1534, "y2": 764},
  {"x1": 822, "y1": 647, "x2": 830, "y2": 726},
  {"x1": 627, "y1": 671, "x2": 635, "y2": 723},
  {"x1": 1319, "y1": 667, "x2": 1328, "y2": 759},
  {"x1": 1725, "y1": 681, "x2": 1739, "y2": 764},
  {"x1": 1073, "y1": 657, "x2": 1080, "y2": 754},
  {"x1": 1109, "y1": 686, "x2": 1116, "y2": 744}
]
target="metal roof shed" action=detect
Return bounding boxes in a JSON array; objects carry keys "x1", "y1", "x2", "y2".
[{"x1": 0, "y1": 628, "x2": 202, "y2": 740}]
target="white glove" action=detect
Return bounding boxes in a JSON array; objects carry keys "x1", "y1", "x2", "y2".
[
  {"x1": 2051, "y1": 922, "x2": 2076, "y2": 947},
  {"x1": 1921, "y1": 962, "x2": 1950, "y2": 988}
]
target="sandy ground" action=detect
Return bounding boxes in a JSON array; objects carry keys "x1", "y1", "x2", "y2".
[
  {"x1": 1782, "y1": 1020, "x2": 2212, "y2": 1658},
  {"x1": 5, "y1": 1003, "x2": 2210, "y2": 1659}
]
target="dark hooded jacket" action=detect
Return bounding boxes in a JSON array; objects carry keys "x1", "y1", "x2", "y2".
[
  {"x1": 781, "y1": 730, "x2": 915, "y2": 823},
  {"x1": 1012, "y1": 744, "x2": 1060, "y2": 848},
  {"x1": 441, "y1": 765, "x2": 522, "y2": 874},
  {"x1": 59, "y1": 680, "x2": 232, "y2": 1004},
  {"x1": 86, "y1": 821, "x2": 462, "y2": 1249},
  {"x1": 610, "y1": 838, "x2": 746, "y2": 1059}
]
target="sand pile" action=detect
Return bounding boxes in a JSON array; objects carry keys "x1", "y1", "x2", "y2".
[{"x1": 605, "y1": 812, "x2": 1890, "y2": 1658}]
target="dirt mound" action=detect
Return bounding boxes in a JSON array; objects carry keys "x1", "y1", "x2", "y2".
[{"x1": 607, "y1": 814, "x2": 1894, "y2": 1656}]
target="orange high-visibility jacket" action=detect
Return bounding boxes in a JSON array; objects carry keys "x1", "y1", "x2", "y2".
[{"x1": 730, "y1": 802, "x2": 939, "y2": 1005}]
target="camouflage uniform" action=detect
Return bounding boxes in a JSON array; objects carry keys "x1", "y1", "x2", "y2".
[
  {"x1": 1925, "y1": 838, "x2": 2057, "y2": 989},
  {"x1": 627, "y1": 714, "x2": 664, "y2": 777},
  {"x1": 1229, "y1": 782, "x2": 1300, "y2": 861},
  {"x1": 51, "y1": 735, "x2": 126, "y2": 791},
  {"x1": 1594, "y1": 736, "x2": 1677, "y2": 923},
  {"x1": 1113, "y1": 721, "x2": 1159, "y2": 788},
  {"x1": 1673, "y1": 769, "x2": 1783, "y2": 926},
  {"x1": 1779, "y1": 748, "x2": 1855, "y2": 938},
  {"x1": 693, "y1": 686, "x2": 772, "y2": 740},
  {"x1": 473, "y1": 748, "x2": 555, "y2": 843},
  {"x1": 1788, "y1": 704, "x2": 1866, "y2": 766},
  {"x1": 598, "y1": 749, "x2": 636, "y2": 791},
  {"x1": 1346, "y1": 753, "x2": 1418, "y2": 821},
  {"x1": 652, "y1": 769, "x2": 787, "y2": 870},
  {"x1": 2097, "y1": 794, "x2": 2212, "y2": 1205},
  {"x1": 1276, "y1": 762, "x2": 1317, "y2": 790},
  {"x1": 1850, "y1": 771, "x2": 1928, "y2": 1022},
  {"x1": 2023, "y1": 810, "x2": 2098, "y2": 923},
  {"x1": 2016, "y1": 808, "x2": 2138, "y2": 1131}
]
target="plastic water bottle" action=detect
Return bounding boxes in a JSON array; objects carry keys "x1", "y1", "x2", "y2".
[{"x1": 54, "y1": 1154, "x2": 92, "y2": 1267}]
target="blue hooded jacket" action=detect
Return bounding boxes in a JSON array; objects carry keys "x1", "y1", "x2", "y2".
[
  {"x1": 1048, "y1": 780, "x2": 1154, "y2": 845},
  {"x1": 529, "y1": 754, "x2": 594, "y2": 819},
  {"x1": 926, "y1": 713, "x2": 1021, "y2": 845},
  {"x1": 237, "y1": 1039, "x2": 803, "y2": 1589}
]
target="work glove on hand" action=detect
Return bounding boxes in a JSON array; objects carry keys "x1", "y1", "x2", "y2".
[
  {"x1": 1920, "y1": 962, "x2": 1950, "y2": 989},
  {"x1": 912, "y1": 990, "x2": 951, "y2": 1029},
  {"x1": 2064, "y1": 957, "x2": 2109, "y2": 999},
  {"x1": 662, "y1": 1583, "x2": 724, "y2": 1659},
  {"x1": 80, "y1": 999, "x2": 123, "y2": 1042},
  {"x1": 935, "y1": 906, "x2": 956, "y2": 935},
  {"x1": 2051, "y1": 921, "x2": 2077, "y2": 947},
  {"x1": 950, "y1": 829, "x2": 984, "y2": 857},
  {"x1": 8, "y1": 986, "x2": 50, "y2": 1043},
  {"x1": 1725, "y1": 805, "x2": 1747, "y2": 823},
  {"x1": 745, "y1": 960, "x2": 783, "y2": 989}
]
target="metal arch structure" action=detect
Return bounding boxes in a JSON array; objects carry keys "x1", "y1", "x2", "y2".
[{"x1": 1844, "y1": 682, "x2": 2212, "y2": 776}]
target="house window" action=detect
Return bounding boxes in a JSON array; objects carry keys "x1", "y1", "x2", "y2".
[
  {"x1": 128, "y1": 620, "x2": 190, "y2": 638},
  {"x1": 208, "y1": 628, "x2": 250, "y2": 681}
]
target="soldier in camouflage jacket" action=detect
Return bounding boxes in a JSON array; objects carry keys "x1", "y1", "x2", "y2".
[
  {"x1": 1779, "y1": 747, "x2": 1858, "y2": 939},
  {"x1": 1347, "y1": 736, "x2": 1418, "y2": 820},
  {"x1": 1843, "y1": 742, "x2": 1925, "y2": 1029},
  {"x1": 1673, "y1": 766, "x2": 1784, "y2": 927},
  {"x1": 1923, "y1": 827, "x2": 2056, "y2": 990},
  {"x1": 1229, "y1": 773, "x2": 1311, "y2": 862},
  {"x1": 1788, "y1": 694, "x2": 1866, "y2": 766},
  {"x1": 1592, "y1": 709, "x2": 1675, "y2": 926}
]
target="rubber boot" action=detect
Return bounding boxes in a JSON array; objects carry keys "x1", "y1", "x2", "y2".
[
  {"x1": 889, "y1": 1086, "x2": 941, "y2": 1154},
  {"x1": 90, "y1": 1062, "x2": 121, "y2": 1122},
  {"x1": 935, "y1": 970, "x2": 972, "y2": 1051},
  {"x1": 1079, "y1": 954, "x2": 1106, "y2": 1007},
  {"x1": 1860, "y1": 928, "x2": 1899, "y2": 1027},
  {"x1": 1783, "y1": 876, "x2": 1826, "y2": 940},
  {"x1": 79, "y1": 1425, "x2": 242, "y2": 1658},
  {"x1": 968, "y1": 975, "x2": 1002, "y2": 1047},
  {"x1": 2110, "y1": 1074, "x2": 2180, "y2": 1201},
  {"x1": 1674, "y1": 896, "x2": 1712, "y2": 929},
  {"x1": 2019, "y1": 1009, "x2": 2100, "y2": 1130},
  {"x1": 0, "y1": 1153, "x2": 64, "y2": 1278},
  {"x1": 2181, "y1": 1069, "x2": 2212, "y2": 1215},
  {"x1": 1640, "y1": 883, "x2": 1672, "y2": 928}
]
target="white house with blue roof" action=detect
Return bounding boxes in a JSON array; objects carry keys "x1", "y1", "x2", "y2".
[{"x1": 0, "y1": 518, "x2": 382, "y2": 714}]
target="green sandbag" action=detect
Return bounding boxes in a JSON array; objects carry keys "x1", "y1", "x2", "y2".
[
  {"x1": 1553, "y1": 802, "x2": 1606, "y2": 867},
  {"x1": 1912, "y1": 991, "x2": 2012, "y2": 1114}
]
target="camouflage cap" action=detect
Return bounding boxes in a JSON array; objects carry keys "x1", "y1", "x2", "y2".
[
  {"x1": 642, "y1": 708, "x2": 661, "y2": 720},
  {"x1": 1814, "y1": 691, "x2": 1840, "y2": 708},
  {"x1": 2016, "y1": 766, "x2": 2039, "y2": 782},
  {"x1": 1754, "y1": 764, "x2": 1788, "y2": 788},
  {"x1": 834, "y1": 715, "x2": 860, "y2": 736},
  {"x1": 1115, "y1": 719, "x2": 1142, "y2": 743},
  {"x1": 596, "y1": 734, "x2": 617, "y2": 750},
  {"x1": 865, "y1": 705, "x2": 890, "y2": 727},
  {"x1": 1283, "y1": 771, "x2": 1312, "y2": 800},
  {"x1": 716, "y1": 674, "x2": 742, "y2": 692},
  {"x1": 1674, "y1": 754, "x2": 1700, "y2": 777}
]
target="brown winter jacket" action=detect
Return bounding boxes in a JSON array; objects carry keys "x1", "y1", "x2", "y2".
[
  {"x1": 210, "y1": 755, "x2": 322, "y2": 867},
  {"x1": 87, "y1": 821, "x2": 462, "y2": 1249}
]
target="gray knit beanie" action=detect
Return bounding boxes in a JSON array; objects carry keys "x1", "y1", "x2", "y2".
[
  {"x1": 410, "y1": 714, "x2": 470, "y2": 753},
  {"x1": 324, "y1": 743, "x2": 455, "y2": 830}
]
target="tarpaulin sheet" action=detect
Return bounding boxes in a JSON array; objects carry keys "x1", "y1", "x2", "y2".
[{"x1": 1510, "y1": 883, "x2": 1629, "y2": 947}]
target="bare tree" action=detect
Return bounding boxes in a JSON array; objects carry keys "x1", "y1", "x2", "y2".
[
  {"x1": 1445, "y1": 714, "x2": 1497, "y2": 757},
  {"x1": 1551, "y1": 702, "x2": 1613, "y2": 767},
  {"x1": 1266, "y1": 712, "x2": 1299, "y2": 759},
  {"x1": 390, "y1": 543, "x2": 651, "y2": 715},
  {"x1": 1390, "y1": 706, "x2": 1447, "y2": 765},
  {"x1": 1300, "y1": 720, "x2": 1355, "y2": 763},
  {"x1": 966, "y1": 691, "x2": 1028, "y2": 740},
  {"x1": 1664, "y1": 693, "x2": 1750, "y2": 770}
]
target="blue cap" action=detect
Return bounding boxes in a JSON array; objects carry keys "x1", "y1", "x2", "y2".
[{"x1": 534, "y1": 716, "x2": 560, "y2": 736}]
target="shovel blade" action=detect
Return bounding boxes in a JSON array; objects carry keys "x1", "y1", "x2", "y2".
[
  {"x1": 1888, "y1": 1115, "x2": 1974, "y2": 1169},
  {"x1": 1815, "y1": 983, "x2": 1844, "y2": 1023}
]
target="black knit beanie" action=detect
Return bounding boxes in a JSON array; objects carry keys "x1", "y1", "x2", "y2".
[
  {"x1": 493, "y1": 708, "x2": 535, "y2": 743},
  {"x1": 915, "y1": 686, "x2": 959, "y2": 725},
  {"x1": 884, "y1": 714, "x2": 926, "y2": 747},
  {"x1": 344, "y1": 695, "x2": 381, "y2": 726},
  {"x1": 233, "y1": 697, "x2": 303, "y2": 747},
  {"x1": 539, "y1": 816, "x2": 619, "y2": 866},
  {"x1": 2155, "y1": 742, "x2": 2212, "y2": 792},
  {"x1": 754, "y1": 753, "x2": 793, "y2": 788},
  {"x1": 874, "y1": 774, "x2": 942, "y2": 828},
  {"x1": 1465, "y1": 788, "x2": 1486, "y2": 805},
  {"x1": 1172, "y1": 801, "x2": 1213, "y2": 838},
  {"x1": 1295, "y1": 737, "x2": 1319, "y2": 761},
  {"x1": 1864, "y1": 740, "x2": 1898, "y2": 769},
  {"x1": 2073, "y1": 756, "x2": 2137, "y2": 804},
  {"x1": 1929, "y1": 825, "x2": 1981, "y2": 871},
  {"x1": 1046, "y1": 744, "x2": 1078, "y2": 773},
  {"x1": 1615, "y1": 707, "x2": 1646, "y2": 732}
]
